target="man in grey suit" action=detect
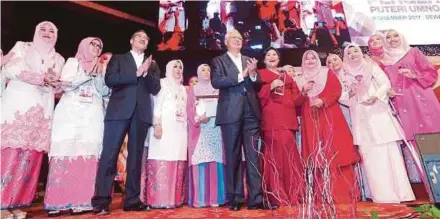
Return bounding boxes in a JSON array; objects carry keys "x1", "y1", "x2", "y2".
[{"x1": 211, "y1": 30, "x2": 275, "y2": 211}]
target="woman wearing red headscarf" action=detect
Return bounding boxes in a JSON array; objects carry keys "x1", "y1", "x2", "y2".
[
  {"x1": 44, "y1": 37, "x2": 107, "y2": 216},
  {"x1": 1, "y1": 21, "x2": 65, "y2": 218},
  {"x1": 298, "y1": 50, "x2": 360, "y2": 214},
  {"x1": 257, "y1": 47, "x2": 305, "y2": 206}
]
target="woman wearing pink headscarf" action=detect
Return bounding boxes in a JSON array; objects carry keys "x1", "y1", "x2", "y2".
[
  {"x1": 44, "y1": 37, "x2": 107, "y2": 216},
  {"x1": 367, "y1": 31, "x2": 386, "y2": 64},
  {"x1": 298, "y1": 50, "x2": 360, "y2": 213},
  {"x1": 145, "y1": 60, "x2": 188, "y2": 208},
  {"x1": 342, "y1": 44, "x2": 415, "y2": 203},
  {"x1": 1, "y1": 21, "x2": 65, "y2": 218},
  {"x1": 368, "y1": 31, "x2": 423, "y2": 183},
  {"x1": 186, "y1": 64, "x2": 226, "y2": 207},
  {"x1": 379, "y1": 30, "x2": 440, "y2": 185}
]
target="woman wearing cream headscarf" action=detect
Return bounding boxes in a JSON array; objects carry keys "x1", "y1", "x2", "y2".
[
  {"x1": 342, "y1": 43, "x2": 414, "y2": 203},
  {"x1": 44, "y1": 37, "x2": 108, "y2": 216},
  {"x1": 1, "y1": 21, "x2": 65, "y2": 219},
  {"x1": 145, "y1": 60, "x2": 188, "y2": 208}
]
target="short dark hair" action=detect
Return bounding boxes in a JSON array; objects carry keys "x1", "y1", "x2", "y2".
[
  {"x1": 263, "y1": 47, "x2": 281, "y2": 59},
  {"x1": 131, "y1": 30, "x2": 149, "y2": 40}
]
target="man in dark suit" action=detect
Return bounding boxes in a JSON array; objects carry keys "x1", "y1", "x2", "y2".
[
  {"x1": 211, "y1": 30, "x2": 274, "y2": 211},
  {"x1": 91, "y1": 30, "x2": 161, "y2": 215}
]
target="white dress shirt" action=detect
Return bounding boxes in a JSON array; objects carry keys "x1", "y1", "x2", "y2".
[
  {"x1": 227, "y1": 52, "x2": 244, "y2": 83},
  {"x1": 130, "y1": 50, "x2": 144, "y2": 68}
]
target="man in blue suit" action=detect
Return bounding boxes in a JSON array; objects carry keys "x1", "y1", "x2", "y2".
[
  {"x1": 92, "y1": 30, "x2": 161, "y2": 215},
  {"x1": 211, "y1": 30, "x2": 276, "y2": 211}
]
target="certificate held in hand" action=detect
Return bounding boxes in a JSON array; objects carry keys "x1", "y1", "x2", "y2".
[{"x1": 196, "y1": 95, "x2": 218, "y2": 118}]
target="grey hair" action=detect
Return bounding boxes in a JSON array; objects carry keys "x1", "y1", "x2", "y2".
[{"x1": 224, "y1": 29, "x2": 241, "y2": 42}]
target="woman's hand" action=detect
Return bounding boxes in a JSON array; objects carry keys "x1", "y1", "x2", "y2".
[
  {"x1": 302, "y1": 82, "x2": 314, "y2": 93},
  {"x1": 199, "y1": 114, "x2": 209, "y2": 124},
  {"x1": 398, "y1": 68, "x2": 417, "y2": 79},
  {"x1": 270, "y1": 79, "x2": 284, "y2": 90},
  {"x1": 361, "y1": 96, "x2": 378, "y2": 106},
  {"x1": 311, "y1": 98, "x2": 324, "y2": 108},
  {"x1": 388, "y1": 88, "x2": 403, "y2": 98},
  {"x1": 154, "y1": 124, "x2": 163, "y2": 139}
]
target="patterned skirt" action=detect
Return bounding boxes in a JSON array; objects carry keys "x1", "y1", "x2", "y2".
[
  {"x1": 1, "y1": 148, "x2": 44, "y2": 209},
  {"x1": 44, "y1": 156, "x2": 98, "y2": 210},
  {"x1": 144, "y1": 160, "x2": 187, "y2": 208}
]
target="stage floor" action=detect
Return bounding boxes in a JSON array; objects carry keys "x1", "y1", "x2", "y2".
[{"x1": 22, "y1": 194, "x2": 428, "y2": 219}]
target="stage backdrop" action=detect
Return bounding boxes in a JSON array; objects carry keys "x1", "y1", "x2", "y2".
[{"x1": 342, "y1": 0, "x2": 440, "y2": 46}]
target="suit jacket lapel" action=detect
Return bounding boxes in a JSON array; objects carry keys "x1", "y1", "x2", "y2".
[
  {"x1": 126, "y1": 52, "x2": 138, "y2": 73},
  {"x1": 241, "y1": 56, "x2": 247, "y2": 71},
  {"x1": 224, "y1": 53, "x2": 240, "y2": 75}
]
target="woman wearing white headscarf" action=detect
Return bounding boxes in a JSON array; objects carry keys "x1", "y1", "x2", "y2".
[
  {"x1": 1, "y1": 21, "x2": 65, "y2": 218},
  {"x1": 342, "y1": 43, "x2": 415, "y2": 203},
  {"x1": 145, "y1": 60, "x2": 188, "y2": 208}
]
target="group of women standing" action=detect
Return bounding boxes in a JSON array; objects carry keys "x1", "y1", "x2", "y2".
[
  {"x1": 254, "y1": 28, "x2": 439, "y2": 214},
  {"x1": 0, "y1": 21, "x2": 112, "y2": 218},
  {"x1": 1, "y1": 20, "x2": 439, "y2": 219}
]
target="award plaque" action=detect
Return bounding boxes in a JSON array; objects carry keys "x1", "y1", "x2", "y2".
[{"x1": 274, "y1": 68, "x2": 286, "y2": 96}]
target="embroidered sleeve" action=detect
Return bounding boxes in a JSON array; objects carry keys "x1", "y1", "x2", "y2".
[
  {"x1": 4, "y1": 42, "x2": 44, "y2": 85},
  {"x1": 16, "y1": 70, "x2": 45, "y2": 85}
]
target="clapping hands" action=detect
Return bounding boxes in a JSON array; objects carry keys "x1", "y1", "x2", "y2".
[
  {"x1": 44, "y1": 68, "x2": 61, "y2": 88},
  {"x1": 136, "y1": 55, "x2": 153, "y2": 77},
  {"x1": 243, "y1": 58, "x2": 258, "y2": 78}
]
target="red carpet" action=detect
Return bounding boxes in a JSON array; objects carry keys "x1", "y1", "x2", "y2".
[{"x1": 21, "y1": 194, "x2": 427, "y2": 219}]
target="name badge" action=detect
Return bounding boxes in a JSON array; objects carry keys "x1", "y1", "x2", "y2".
[
  {"x1": 175, "y1": 108, "x2": 186, "y2": 122},
  {"x1": 78, "y1": 85, "x2": 93, "y2": 103}
]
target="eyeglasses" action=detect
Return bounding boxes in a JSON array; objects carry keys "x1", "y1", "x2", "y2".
[
  {"x1": 230, "y1": 36, "x2": 243, "y2": 41},
  {"x1": 90, "y1": 41, "x2": 102, "y2": 50}
]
